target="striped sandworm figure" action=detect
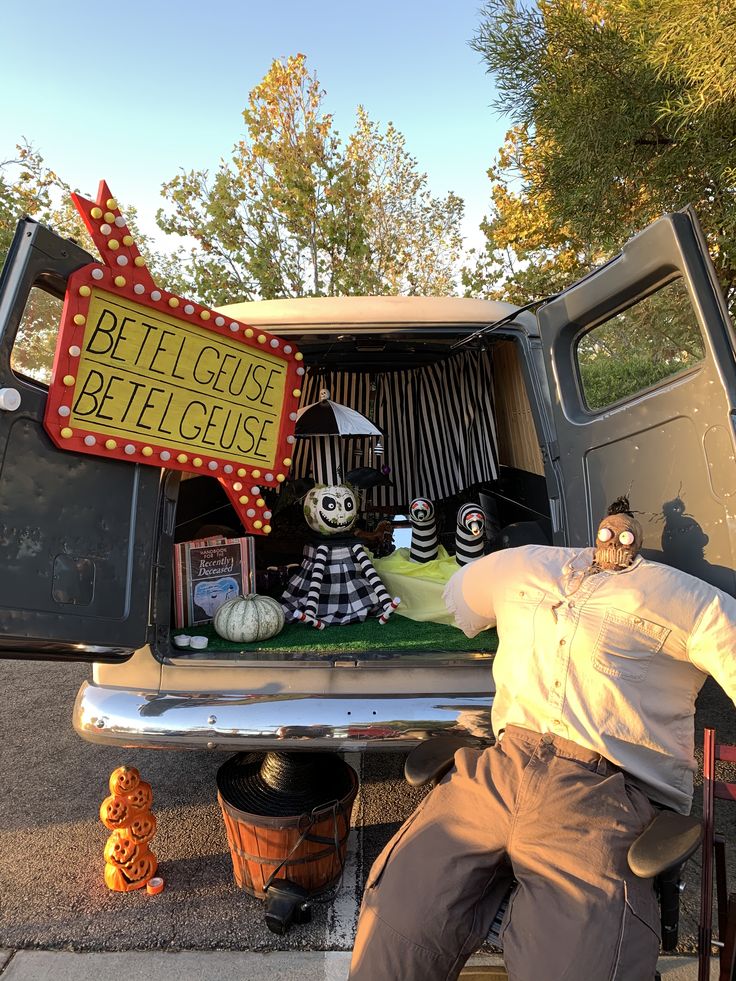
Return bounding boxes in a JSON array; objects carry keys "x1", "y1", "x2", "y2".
[
  {"x1": 455, "y1": 504, "x2": 486, "y2": 566},
  {"x1": 409, "y1": 498, "x2": 438, "y2": 563}
]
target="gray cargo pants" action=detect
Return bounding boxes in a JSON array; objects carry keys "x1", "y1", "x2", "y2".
[{"x1": 349, "y1": 726, "x2": 661, "y2": 981}]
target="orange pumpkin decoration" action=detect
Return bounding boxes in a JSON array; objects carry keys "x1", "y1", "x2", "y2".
[
  {"x1": 123, "y1": 849, "x2": 157, "y2": 882},
  {"x1": 104, "y1": 830, "x2": 141, "y2": 867},
  {"x1": 129, "y1": 812, "x2": 156, "y2": 843},
  {"x1": 101, "y1": 765, "x2": 158, "y2": 892},
  {"x1": 125, "y1": 782, "x2": 152, "y2": 811},
  {"x1": 109, "y1": 765, "x2": 140, "y2": 795},
  {"x1": 100, "y1": 795, "x2": 130, "y2": 829},
  {"x1": 104, "y1": 848, "x2": 157, "y2": 892}
]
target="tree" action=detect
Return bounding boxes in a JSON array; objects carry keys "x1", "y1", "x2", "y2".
[
  {"x1": 157, "y1": 54, "x2": 465, "y2": 304},
  {"x1": 348, "y1": 107, "x2": 464, "y2": 296},
  {"x1": 466, "y1": 0, "x2": 736, "y2": 310},
  {"x1": 0, "y1": 143, "x2": 185, "y2": 381},
  {"x1": 462, "y1": 125, "x2": 603, "y2": 304}
]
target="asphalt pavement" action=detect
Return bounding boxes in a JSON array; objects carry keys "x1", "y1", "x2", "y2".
[
  {"x1": 0, "y1": 658, "x2": 423, "y2": 953},
  {"x1": 0, "y1": 656, "x2": 735, "y2": 979}
]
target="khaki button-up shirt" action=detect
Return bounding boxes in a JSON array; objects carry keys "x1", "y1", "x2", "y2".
[{"x1": 444, "y1": 545, "x2": 736, "y2": 814}]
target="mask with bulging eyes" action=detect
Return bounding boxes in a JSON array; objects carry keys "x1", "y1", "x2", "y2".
[{"x1": 594, "y1": 511, "x2": 643, "y2": 570}]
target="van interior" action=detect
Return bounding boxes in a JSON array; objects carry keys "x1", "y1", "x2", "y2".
[{"x1": 166, "y1": 330, "x2": 551, "y2": 664}]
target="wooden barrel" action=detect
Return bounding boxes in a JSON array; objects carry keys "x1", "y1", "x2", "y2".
[{"x1": 217, "y1": 757, "x2": 358, "y2": 899}]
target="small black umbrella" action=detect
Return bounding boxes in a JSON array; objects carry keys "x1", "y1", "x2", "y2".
[
  {"x1": 295, "y1": 389, "x2": 382, "y2": 437},
  {"x1": 295, "y1": 389, "x2": 382, "y2": 484}
]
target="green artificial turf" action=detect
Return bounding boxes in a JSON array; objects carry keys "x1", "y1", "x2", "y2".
[{"x1": 173, "y1": 614, "x2": 498, "y2": 657}]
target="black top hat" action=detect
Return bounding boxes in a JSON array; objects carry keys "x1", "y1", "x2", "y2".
[{"x1": 217, "y1": 751, "x2": 355, "y2": 817}]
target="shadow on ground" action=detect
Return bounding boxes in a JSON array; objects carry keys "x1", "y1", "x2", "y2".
[{"x1": 0, "y1": 659, "x2": 734, "y2": 954}]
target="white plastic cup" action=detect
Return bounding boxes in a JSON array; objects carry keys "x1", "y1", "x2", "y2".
[{"x1": 0, "y1": 388, "x2": 21, "y2": 412}]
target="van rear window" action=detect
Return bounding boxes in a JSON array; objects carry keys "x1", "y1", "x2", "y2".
[
  {"x1": 576, "y1": 278, "x2": 705, "y2": 411},
  {"x1": 11, "y1": 286, "x2": 63, "y2": 385}
]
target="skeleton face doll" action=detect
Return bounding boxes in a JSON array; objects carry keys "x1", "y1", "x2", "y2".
[
  {"x1": 283, "y1": 481, "x2": 400, "y2": 627},
  {"x1": 303, "y1": 484, "x2": 358, "y2": 536},
  {"x1": 594, "y1": 505, "x2": 643, "y2": 570}
]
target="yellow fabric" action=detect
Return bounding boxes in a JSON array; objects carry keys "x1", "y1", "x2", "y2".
[{"x1": 373, "y1": 546, "x2": 461, "y2": 628}]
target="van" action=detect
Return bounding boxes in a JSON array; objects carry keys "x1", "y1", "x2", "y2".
[{"x1": 1, "y1": 206, "x2": 734, "y2": 753}]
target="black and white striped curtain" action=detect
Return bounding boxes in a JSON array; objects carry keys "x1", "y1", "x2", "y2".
[{"x1": 292, "y1": 351, "x2": 498, "y2": 508}]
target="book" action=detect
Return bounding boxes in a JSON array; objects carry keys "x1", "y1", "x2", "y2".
[{"x1": 173, "y1": 536, "x2": 256, "y2": 628}]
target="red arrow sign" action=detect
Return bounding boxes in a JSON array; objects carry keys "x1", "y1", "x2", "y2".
[{"x1": 43, "y1": 180, "x2": 304, "y2": 536}]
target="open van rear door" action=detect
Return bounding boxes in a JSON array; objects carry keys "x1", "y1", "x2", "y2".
[
  {"x1": 538, "y1": 207, "x2": 736, "y2": 595},
  {"x1": 0, "y1": 219, "x2": 162, "y2": 660}
]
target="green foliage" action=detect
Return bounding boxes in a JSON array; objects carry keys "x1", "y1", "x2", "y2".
[
  {"x1": 348, "y1": 108, "x2": 464, "y2": 295},
  {"x1": 0, "y1": 143, "x2": 187, "y2": 382},
  {"x1": 157, "y1": 55, "x2": 465, "y2": 304},
  {"x1": 1, "y1": 55, "x2": 465, "y2": 383},
  {"x1": 576, "y1": 278, "x2": 705, "y2": 408},
  {"x1": 467, "y1": 0, "x2": 736, "y2": 312},
  {"x1": 579, "y1": 354, "x2": 682, "y2": 410}
]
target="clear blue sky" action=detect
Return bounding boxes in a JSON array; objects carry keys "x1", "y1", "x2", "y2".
[{"x1": 2, "y1": 0, "x2": 508, "y2": 254}]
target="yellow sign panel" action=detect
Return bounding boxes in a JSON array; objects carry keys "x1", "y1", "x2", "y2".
[{"x1": 70, "y1": 290, "x2": 287, "y2": 467}]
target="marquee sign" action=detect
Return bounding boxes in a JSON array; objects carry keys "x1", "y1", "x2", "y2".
[{"x1": 43, "y1": 181, "x2": 304, "y2": 535}]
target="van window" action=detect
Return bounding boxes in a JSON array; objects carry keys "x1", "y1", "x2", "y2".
[
  {"x1": 576, "y1": 278, "x2": 706, "y2": 411},
  {"x1": 11, "y1": 286, "x2": 63, "y2": 385}
]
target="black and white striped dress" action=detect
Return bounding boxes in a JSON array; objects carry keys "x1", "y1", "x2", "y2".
[{"x1": 281, "y1": 539, "x2": 395, "y2": 626}]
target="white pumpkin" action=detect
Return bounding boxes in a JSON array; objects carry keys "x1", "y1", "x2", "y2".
[{"x1": 213, "y1": 594, "x2": 285, "y2": 643}]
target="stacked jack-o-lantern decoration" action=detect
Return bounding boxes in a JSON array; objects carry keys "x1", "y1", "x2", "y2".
[{"x1": 100, "y1": 766, "x2": 158, "y2": 892}]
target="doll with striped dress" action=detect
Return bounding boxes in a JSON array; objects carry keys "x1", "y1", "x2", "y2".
[{"x1": 281, "y1": 482, "x2": 400, "y2": 629}]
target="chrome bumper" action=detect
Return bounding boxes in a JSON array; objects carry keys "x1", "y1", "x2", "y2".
[{"x1": 73, "y1": 681, "x2": 493, "y2": 751}]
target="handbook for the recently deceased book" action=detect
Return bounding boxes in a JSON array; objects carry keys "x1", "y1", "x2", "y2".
[{"x1": 173, "y1": 536, "x2": 255, "y2": 628}]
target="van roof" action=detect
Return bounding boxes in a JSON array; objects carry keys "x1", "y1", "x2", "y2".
[{"x1": 216, "y1": 294, "x2": 520, "y2": 329}]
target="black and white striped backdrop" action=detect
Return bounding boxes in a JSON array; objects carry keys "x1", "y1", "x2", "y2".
[{"x1": 291, "y1": 350, "x2": 498, "y2": 508}]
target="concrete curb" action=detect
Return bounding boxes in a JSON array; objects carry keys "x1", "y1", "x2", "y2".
[{"x1": 0, "y1": 949, "x2": 718, "y2": 980}]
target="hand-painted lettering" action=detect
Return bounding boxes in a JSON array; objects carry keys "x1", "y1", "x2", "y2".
[
  {"x1": 86, "y1": 309, "x2": 118, "y2": 355},
  {"x1": 68, "y1": 289, "x2": 289, "y2": 466}
]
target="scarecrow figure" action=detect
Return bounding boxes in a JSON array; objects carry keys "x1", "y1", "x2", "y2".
[
  {"x1": 281, "y1": 482, "x2": 400, "y2": 628},
  {"x1": 349, "y1": 494, "x2": 736, "y2": 981}
]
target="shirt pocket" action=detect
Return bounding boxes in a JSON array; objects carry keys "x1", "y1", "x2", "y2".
[{"x1": 592, "y1": 608, "x2": 670, "y2": 682}]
